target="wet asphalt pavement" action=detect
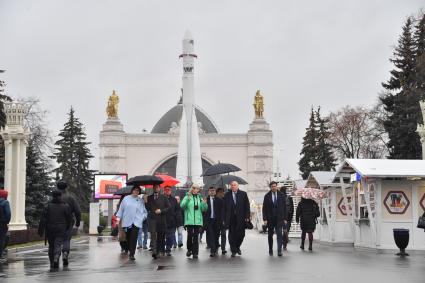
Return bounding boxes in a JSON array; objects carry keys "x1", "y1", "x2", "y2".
[{"x1": 0, "y1": 231, "x2": 424, "y2": 283}]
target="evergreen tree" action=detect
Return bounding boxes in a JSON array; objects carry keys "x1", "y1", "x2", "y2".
[
  {"x1": 382, "y1": 17, "x2": 416, "y2": 91},
  {"x1": 52, "y1": 107, "x2": 94, "y2": 212},
  {"x1": 381, "y1": 17, "x2": 422, "y2": 159},
  {"x1": 315, "y1": 107, "x2": 336, "y2": 171},
  {"x1": 25, "y1": 139, "x2": 52, "y2": 227},
  {"x1": 298, "y1": 108, "x2": 318, "y2": 179},
  {"x1": 413, "y1": 12, "x2": 425, "y2": 95},
  {"x1": 25, "y1": 99, "x2": 53, "y2": 227}
]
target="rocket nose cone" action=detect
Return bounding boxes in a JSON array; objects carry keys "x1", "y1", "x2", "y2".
[{"x1": 183, "y1": 30, "x2": 193, "y2": 40}]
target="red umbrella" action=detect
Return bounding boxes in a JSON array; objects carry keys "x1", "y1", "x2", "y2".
[{"x1": 145, "y1": 174, "x2": 180, "y2": 188}]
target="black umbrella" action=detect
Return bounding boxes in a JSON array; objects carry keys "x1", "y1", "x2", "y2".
[
  {"x1": 126, "y1": 175, "x2": 164, "y2": 186},
  {"x1": 202, "y1": 163, "x2": 241, "y2": 176}
]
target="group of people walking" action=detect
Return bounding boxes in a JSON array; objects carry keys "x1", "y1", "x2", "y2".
[{"x1": 116, "y1": 181, "x2": 254, "y2": 260}]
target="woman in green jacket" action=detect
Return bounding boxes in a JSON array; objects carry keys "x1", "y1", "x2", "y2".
[{"x1": 180, "y1": 183, "x2": 208, "y2": 258}]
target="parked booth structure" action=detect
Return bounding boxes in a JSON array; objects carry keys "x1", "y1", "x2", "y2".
[{"x1": 333, "y1": 159, "x2": 425, "y2": 251}]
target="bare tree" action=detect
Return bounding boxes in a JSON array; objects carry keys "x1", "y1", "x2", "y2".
[{"x1": 327, "y1": 105, "x2": 388, "y2": 161}]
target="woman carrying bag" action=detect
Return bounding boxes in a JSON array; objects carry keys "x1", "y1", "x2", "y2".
[
  {"x1": 180, "y1": 184, "x2": 208, "y2": 259},
  {"x1": 116, "y1": 186, "x2": 147, "y2": 261}
]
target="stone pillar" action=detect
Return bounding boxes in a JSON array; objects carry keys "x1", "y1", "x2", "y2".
[
  {"x1": 246, "y1": 117, "x2": 273, "y2": 201},
  {"x1": 99, "y1": 118, "x2": 126, "y2": 173},
  {"x1": 0, "y1": 101, "x2": 30, "y2": 230},
  {"x1": 417, "y1": 100, "x2": 425, "y2": 160}
]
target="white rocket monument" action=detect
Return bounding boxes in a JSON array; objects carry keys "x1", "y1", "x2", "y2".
[{"x1": 175, "y1": 30, "x2": 204, "y2": 187}]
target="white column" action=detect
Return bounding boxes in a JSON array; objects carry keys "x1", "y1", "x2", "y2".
[{"x1": 418, "y1": 100, "x2": 425, "y2": 160}]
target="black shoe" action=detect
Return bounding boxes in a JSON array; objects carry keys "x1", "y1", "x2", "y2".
[
  {"x1": 222, "y1": 250, "x2": 227, "y2": 255},
  {"x1": 237, "y1": 249, "x2": 241, "y2": 255},
  {"x1": 129, "y1": 255, "x2": 136, "y2": 261},
  {"x1": 300, "y1": 245, "x2": 305, "y2": 250},
  {"x1": 166, "y1": 252, "x2": 172, "y2": 256},
  {"x1": 193, "y1": 254, "x2": 198, "y2": 259},
  {"x1": 269, "y1": 250, "x2": 273, "y2": 256},
  {"x1": 308, "y1": 246, "x2": 313, "y2": 251},
  {"x1": 53, "y1": 261, "x2": 59, "y2": 269},
  {"x1": 278, "y1": 251, "x2": 283, "y2": 257},
  {"x1": 148, "y1": 248, "x2": 153, "y2": 251},
  {"x1": 62, "y1": 252, "x2": 69, "y2": 266},
  {"x1": 152, "y1": 253, "x2": 157, "y2": 259},
  {"x1": 231, "y1": 252, "x2": 236, "y2": 257},
  {"x1": 210, "y1": 252, "x2": 216, "y2": 257},
  {"x1": 178, "y1": 243, "x2": 183, "y2": 248},
  {"x1": 186, "y1": 251, "x2": 192, "y2": 257}
]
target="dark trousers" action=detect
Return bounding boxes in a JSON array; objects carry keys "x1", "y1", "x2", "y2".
[
  {"x1": 228, "y1": 215, "x2": 245, "y2": 253},
  {"x1": 220, "y1": 226, "x2": 227, "y2": 251},
  {"x1": 267, "y1": 217, "x2": 283, "y2": 252},
  {"x1": 206, "y1": 220, "x2": 219, "y2": 253},
  {"x1": 62, "y1": 223, "x2": 73, "y2": 254},
  {"x1": 47, "y1": 235, "x2": 64, "y2": 263},
  {"x1": 125, "y1": 225, "x2": 139, "y2": 257},
  {"x1": 186, "y1": 225, "x2": 200, "y2": 255},
  {"x1": 149, "y1": 220, "x2": 165, "y2": 254},
  {"x1": 165, "y1": 227, "x2": 176, "y2": 252},
  {"x1": 0, "y1": 223, "x2": 8, "y2": 257}
]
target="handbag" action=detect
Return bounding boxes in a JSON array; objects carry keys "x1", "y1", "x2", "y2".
[{"x1": 417, "y1": 216, "x2": 425, "y2": 229}]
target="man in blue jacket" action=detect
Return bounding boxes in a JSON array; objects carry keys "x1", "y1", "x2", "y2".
[{"x1": 0, "y1": 189, "x2": 11, "y2": 263}]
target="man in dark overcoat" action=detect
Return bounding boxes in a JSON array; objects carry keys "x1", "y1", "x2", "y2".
[
  {"x1": 146, "y1": 185, "x2": 170, "y2": 258},
  {"x1": 223, "y1": 181, "x2": 250, "y2": 257}
]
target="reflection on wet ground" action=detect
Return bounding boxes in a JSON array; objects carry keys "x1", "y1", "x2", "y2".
[{"x1": 1, "y1": 232, "x2": 424, "y2": 282}]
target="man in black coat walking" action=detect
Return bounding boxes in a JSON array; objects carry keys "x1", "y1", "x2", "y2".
[
  {"x1": 56, "y1": 180, "x2": 81, "y2": 267},
  {"x1": 205, "y1": 186, "x2": 224, "y2": 257},
  {"x1": 146, "y1": 185, "x2": 171, "y2": 259},
  {"x1": 262, "y1": 181, "x2": 287, "y2": 256},
  {"x1": 38, "y1": 190, "x2": 72, "y2": 269},
  {"x1": 280, "y1": 187, "x2": 294, "y2": 250},
  {"x1": 215, "y1": 187, "x2": 227, "y2": 255},
  {"x1": 224, "y1": 181, "x2": 250, "y2": 257},
  {"x1": 164, "y1": 186, "x2": 177, "y2": 256}
]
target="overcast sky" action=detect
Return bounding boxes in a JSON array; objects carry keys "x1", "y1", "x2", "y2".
[{"x1": 0, "y1": 0, "x2": 424, "y2": 179}]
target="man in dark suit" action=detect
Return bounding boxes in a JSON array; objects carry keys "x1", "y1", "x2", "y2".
[
  {"x1": 205, "y1": 186, "x2": 224, "y2": 257},
  {"x1": 262, "y1": 181, "x2": 287, "y2": 256},
  {"x1": 146, "y1": 185, "x2": 171, "y2": 259},
  {"x1": 224, "y1": 181, "x2": 250, "y2": 257},
  {"x1": 215, "y1": 187, "x2": 227, "y2": 255}
]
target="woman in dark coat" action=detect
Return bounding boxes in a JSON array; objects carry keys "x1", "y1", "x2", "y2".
[
  {"x1": 296, "y1": 198, "x2": 320, "y2": 251},
  {"x1": 38, "y1": 190, "x2": 72, "y2": 269}
]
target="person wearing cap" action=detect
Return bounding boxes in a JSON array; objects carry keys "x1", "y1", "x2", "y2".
[
  {"x1": 180, "y1": 183, "x2": 208, "y2": 259},
  {"x1": 38, "y1": 190, "x2": 72, "y2": 269},
  {"x1": 56, "y1": 180, "x2": 81, "y2": 266},
  {"x1": 0, "y1": 190, "x2": 11, "y2": 263},
  {"x1": 116, "y1": 186, "x2": 147, "y2": 261}
]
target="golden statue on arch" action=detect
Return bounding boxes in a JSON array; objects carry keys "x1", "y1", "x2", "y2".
[
  {"x1": 106, "y1": 90, "x2": 119, "y2": 119},
  {"x1": 253, "y1": 90, "x2": 264, "y2": 119}
]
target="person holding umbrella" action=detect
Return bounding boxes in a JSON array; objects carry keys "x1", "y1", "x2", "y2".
[
  {"x1": 296, "y1": 196, "x2": 320, "y2": 251},
  {"x1": 116, "y1": 186, "x2": 147, "y2": 261},
  {"x1": 180, "y1": 183, "x2": 208, "y2": 259},
  {"x1": 146, "y1": 184, "x2": 171, "y2": 259}
]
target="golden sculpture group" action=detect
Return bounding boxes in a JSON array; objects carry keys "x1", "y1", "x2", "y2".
[
  {"x1": 106, "y1": 90, "x2": 119, "y2": 118},
  {"x1": 253, "y1": 90, "x2": 264, "y2": 119}
]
